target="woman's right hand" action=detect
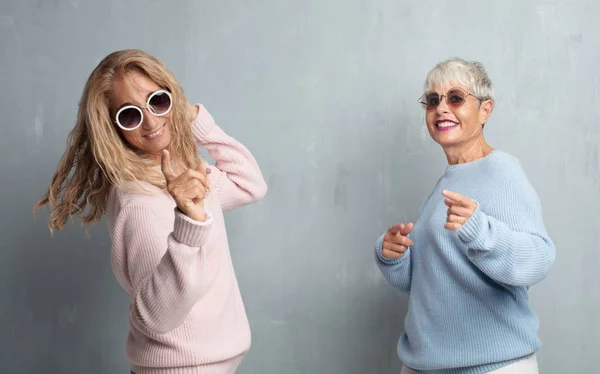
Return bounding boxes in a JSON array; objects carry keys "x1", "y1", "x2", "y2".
[
  {"x1": 382, "y1": 223, "x2": 414, "y2": 259},
  {"x1": 161, "y1": 150, "x2": 209, "y2": 222}
]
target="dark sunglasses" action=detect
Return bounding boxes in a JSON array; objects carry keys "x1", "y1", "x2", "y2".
[
  {"x1": 418, "y1": 87, "x2": 482, "y2": 111},
  {"x1": 115, "y1": 90, "x2": 173, "y2": 131}
]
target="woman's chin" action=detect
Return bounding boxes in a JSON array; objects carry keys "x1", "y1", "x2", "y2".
[
  {"x1": 433, "y1": 131, "x2": 465, "y2": 148},
  {"x1": 138, "y1": 130, "x2": 171, "y2": 155}
]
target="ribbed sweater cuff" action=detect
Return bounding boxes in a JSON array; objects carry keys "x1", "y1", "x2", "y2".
[
  {"x1": 457, "y1": 202, "x2": 487, "y2": 250},
  {"x1": 172, "y1": 209, "x2": 213, "y2": 247}
]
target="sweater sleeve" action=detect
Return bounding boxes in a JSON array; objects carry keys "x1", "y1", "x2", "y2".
[
  {"x1": 374, "y1": 233, "x2": 413, "y2": 293},
  {"x1": 112, "y1": 204, "x2": 218, "y2": 335},
  {"x1": 457, "y1": 173, "x2": 556, "y2": 287},
  {"x1": 192, "y1": 105, "x2": 267, "y2": 211},
  {"x1": 373, "y1": 195, "x2": 431, "y2": 293}
]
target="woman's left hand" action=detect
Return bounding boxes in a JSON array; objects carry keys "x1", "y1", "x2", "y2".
[
  {"x1": 188, "y1": 102, "x2": 199, "y2": 119},
  {"x1": 442, "y1": 190, "x2": 477, "y2": 231}
]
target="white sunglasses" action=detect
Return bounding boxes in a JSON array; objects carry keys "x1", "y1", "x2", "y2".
[{"x1": 114, "y1": 90, "x2": 173, "y2": 131}]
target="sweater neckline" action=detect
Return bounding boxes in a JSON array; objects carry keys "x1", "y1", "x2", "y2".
[{"x1": 444, "y1": 150, "x2": 500, "y2": 174}]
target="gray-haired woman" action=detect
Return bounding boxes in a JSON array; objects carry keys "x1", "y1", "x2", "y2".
[{"x1": 375, "y1": 58, "x2": 555, "y2": 374}]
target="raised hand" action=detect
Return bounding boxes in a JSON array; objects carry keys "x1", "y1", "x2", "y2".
[
  {"x1": 442, "y1": 189, "x2": 477, "y2": 231},
  {"x1": 161, "y1": 150, "x2": 209, "y2": 222},
  {"x1": 382, "y1": 223, "x2": 414, "y2": 259}
]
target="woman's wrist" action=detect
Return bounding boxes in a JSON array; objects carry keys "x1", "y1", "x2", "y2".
[{"x1": 176, "y1": 207, "x2": 206, "y2": 223}]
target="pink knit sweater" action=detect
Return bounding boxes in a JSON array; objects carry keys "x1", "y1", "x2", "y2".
[{"x1": 106, "y1": 105, "x2": 267, "y2": 374}]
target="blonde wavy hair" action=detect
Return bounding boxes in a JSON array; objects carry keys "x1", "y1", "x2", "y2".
[{"x1": 34, "y1": 49, "x2": 201, "y2": 233}]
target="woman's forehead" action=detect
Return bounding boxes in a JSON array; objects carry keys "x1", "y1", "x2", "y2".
[
  {"x1": 112, "y1": 72, "x2": 159, "y2": 104},
  {"x1": 427, "y1": 81, "x2": 468, "y2": 93}
]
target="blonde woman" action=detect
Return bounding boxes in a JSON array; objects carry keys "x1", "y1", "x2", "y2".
[{"x1": 35, "y1": 49, "x2": 267, "y2": 374}]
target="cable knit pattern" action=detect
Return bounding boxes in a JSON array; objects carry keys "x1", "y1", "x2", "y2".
[
  {"x1": 106, "y1": 105, "x2": 267, "y2": 374},
  {"x1": 375, "y1": 150, "x2": 555, "y2": 374}
]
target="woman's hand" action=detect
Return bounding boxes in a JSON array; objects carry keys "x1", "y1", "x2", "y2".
[
  {"x1": 382, "y1": 223, "x2": 414, "y2": 259},
  {"x1": 188, "y1": 102, "x2": 199, "y2": 119},
  {"x1": 161, "y1": 150, "x2": 209, "y2": 222},
  {"x1": 443, "y1": 190, "x2": 477, "y2": 230}
]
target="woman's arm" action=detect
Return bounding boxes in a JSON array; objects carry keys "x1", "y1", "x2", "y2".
[
  {"x1": 111, "y1": 204, "x2": 218, "y2": 335},
  {"x1": 457, "y1": 174, "x2": 556, "y2": 287},
  {"x1": 190, "y1": 104, "x2": 267, "y2": 211},
  {"x1": 375, "y1": 232, "x2": 413, "y2": 293}
]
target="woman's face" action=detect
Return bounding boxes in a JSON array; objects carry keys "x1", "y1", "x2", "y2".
[
  {"x1": 423, "y1": 82, "x2": 493, "y2": 149},
  {"x1": 111, "y1": 71, "x2": 172, "y2": 158}
]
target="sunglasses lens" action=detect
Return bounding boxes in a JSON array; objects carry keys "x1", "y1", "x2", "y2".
[
  {"x1": 447, "y1": 89, "x2": 466, "y2": 108},
  {"x1": 424, "y1": 93, "x2": 440, "y2": 110},
  {"x1": 148, "y1": 91, "x2": 171, "y2": 115},
  {"x1": 118, "y1": 108, "x2": 142, "y2": 129},
  {"x1": 420, "y1": 88, "x2": 468, "y2": 110}
]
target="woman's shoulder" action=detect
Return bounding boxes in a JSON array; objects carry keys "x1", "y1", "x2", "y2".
[
  {"x1": 109, "y1": 180, "x2": 162, "y2": 201},
  {"x1": 487, "y1": 150, "x2": 528, "y2": 179},
  {"x1": 487, "y1": 150, "x2": 540, "y2": 198},
  {"x1": 489, "y1": 149, "x2": 519, "y2": 166},
  {"x1": 106, "y1": 181, "x2": 167, "y2": 222}
]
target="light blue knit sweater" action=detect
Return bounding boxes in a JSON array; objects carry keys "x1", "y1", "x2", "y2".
[{"x1": 375, "y1": 150, "x2": 555, "y2": 374}]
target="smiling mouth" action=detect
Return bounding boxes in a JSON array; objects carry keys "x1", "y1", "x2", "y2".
[
  {"x1": 435, "y1": 120, "x2": 458, "y2": 129},
  {"x1": 144, "y1": 124, "x2": 165, "y2": 139}
]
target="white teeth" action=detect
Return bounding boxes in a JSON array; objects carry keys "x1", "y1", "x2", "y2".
[
  {"x1": 437, "y1": 122, "x2": 457, "y2": 128},
  {"x1": 147, "y1": 126, "x2": 164, "y2": 139}
]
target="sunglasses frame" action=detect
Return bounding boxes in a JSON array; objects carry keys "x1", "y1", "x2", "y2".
[
  {"x1": 418, "y1": 87, "x2": 483, "y2": 111},
  {"x1": 115, "y1": 89, "x2": 173, "y2": 131}
]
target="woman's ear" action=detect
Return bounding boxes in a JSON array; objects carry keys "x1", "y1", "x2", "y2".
[{"x1": 479, "y1": 100, "x2": 494, "y2": 125}]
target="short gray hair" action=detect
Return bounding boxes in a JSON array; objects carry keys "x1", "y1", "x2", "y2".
[{"x1": 424, "y1": 58, "x2": 494, "y2": 102}]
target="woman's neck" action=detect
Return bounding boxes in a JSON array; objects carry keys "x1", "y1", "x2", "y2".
[{"x1": 444, "y1": 138, "x2": 494, "y2": 165}]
